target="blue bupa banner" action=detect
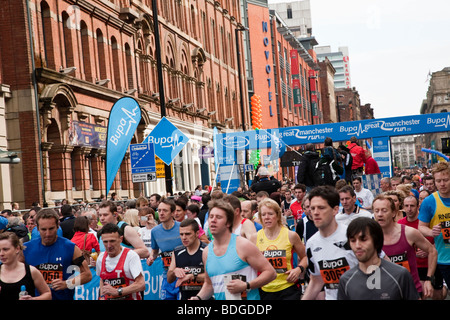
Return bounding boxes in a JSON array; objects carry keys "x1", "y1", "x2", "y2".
[
  {"x1": 143, "y1": 117, "x2": 189, "y2": 166},
  {"x1": 215, "y1": 112, "x2": 450, "y2": 150},
  {"x1": 106, "y1": 97, "x2": 141, "y2": 194}
]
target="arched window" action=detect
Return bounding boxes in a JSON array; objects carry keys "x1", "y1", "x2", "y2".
[
  {"x1": 62, "y1": 12, "x2": 75, "y2": 69},
  {"x1": 96, "y1": 29, "x2": 107, "y2": 82},
  {"x1": 40, "y1": 1, "x2": 55, "y2": 68},
  {"x1": 124, "y1": 43, "x2": 134, "y2": 91},
  {"x1": 111, "y1": 36, "x2": 122, "y2": 91},
  {"x1": 80, "y1": 21, "x2": 93, "y2": 81}
]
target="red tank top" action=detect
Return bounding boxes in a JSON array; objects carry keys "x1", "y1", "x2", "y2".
[
  {"x1": 100, "y1": 248, "x2": 141, "y2": 300},
  {"x1": 383, "y1": 224, "x2": 422, "y2": 293}
]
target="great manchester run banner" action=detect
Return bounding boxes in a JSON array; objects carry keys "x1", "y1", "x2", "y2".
[{"x1": 215, "y1": 112, "x2": 450, "y2": 152}]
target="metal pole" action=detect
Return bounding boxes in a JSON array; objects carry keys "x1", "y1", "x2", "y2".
[
  {"x1": 152, "y1": 0, "x2": 173, "y2": 196},
  {"x1": 235, "y1": 27, "x2": 248, "y2": 187}
]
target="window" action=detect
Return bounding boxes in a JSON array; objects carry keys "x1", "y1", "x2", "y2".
[{"x1": 287, "y1": 6, "x2": 293, "y2": 19}]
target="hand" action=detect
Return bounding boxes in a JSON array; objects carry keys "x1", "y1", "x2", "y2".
[
  {"x1": 226, "y1": 279, "x2": 247, "y2": 294},
  {"x1": 422, "y1": 280, "x2": 434, "y2": 300},
  {"x1": 101, "y1": 283, "x2": 118, "y2": 297},
  {"x1": 19, "y1": 294, "x2": 33, "y2": 300},
  {"x1": 432, "y1": 224, "x2": 441, "y2": 237},
  {"x1": 146, "y1": 256, "x2": 155, "y2": 266},
  {"x1": 51, "y1": 278, "x2": 67, "y2": 291},
  {"x1": 285, "y1": 266, "x2": 303, "y2": 283},
  {"x1": 416, "y1": 248, "x2": 428, "y2": 259}
]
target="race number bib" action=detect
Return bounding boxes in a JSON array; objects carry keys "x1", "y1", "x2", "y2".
[
  {"x1": 180, "y1": 266, "x2": 204, "y2": 291},
  {"x1": 441, "y1": 220, "x2": 450, "y2": 244},
  {"x1": 389, "y1": 252, "x2": 411, "y2": 272},
  {"x1": 103, "y1": 277, "x2": 129, "y2": 300},
  {"x1": 264, "y1": 250, "x2": 288, "y2": 273},
  {"x1": 37, "y1": 263, "x2": 63, "y2": 287},
  {"x1": 318, "y1": 258, "x2": 350, "y2": 289},
  {"x1": 160, "y1": 251, "x2": 173, "y2": 269}
]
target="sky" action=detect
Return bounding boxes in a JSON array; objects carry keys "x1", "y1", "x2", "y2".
[{"x1": 268, "y1": 0, "x2": 450, "y2": 119}]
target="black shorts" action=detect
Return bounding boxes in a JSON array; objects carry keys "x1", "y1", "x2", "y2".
[
  {"x1": 418, "y1": 267, "x2": 444, "y2": 290},
  {"x1": 259, "y1": 284, "x2": 301, "y2": 300}
]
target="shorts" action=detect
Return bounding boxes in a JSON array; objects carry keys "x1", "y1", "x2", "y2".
[
  {"x1": 418, "y1": 267, "x2": 444, "y2": 290},
  {"x1": 259, "y1": 284, "x2": 301, "y2": 300}
]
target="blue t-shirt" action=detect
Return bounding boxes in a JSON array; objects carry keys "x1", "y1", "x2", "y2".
[
  {"x1": 23, "y1": 237, "x2": 76, "y2": 300},
  {"x1": 418, "y1": 192, "x2": 450, "y2": 265}
]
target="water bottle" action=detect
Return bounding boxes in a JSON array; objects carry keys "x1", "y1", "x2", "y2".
[
  {"x1": 19, "y1": 285, "x2": 28, "y2": 298},
  {"x1": 90, "y1": 248, "x2": 98, "y2": 262}
]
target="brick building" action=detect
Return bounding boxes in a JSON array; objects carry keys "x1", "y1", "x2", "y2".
[{"x1": 0, "y1": 0, "x2": 248, "y2": 209}]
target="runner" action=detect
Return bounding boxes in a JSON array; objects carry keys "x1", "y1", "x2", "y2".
[
  {"x1": 224, "y1": 194, "x2": 257, "y2": 240},
  {"x1": 97, "y1": 200, "x2": 149, "y2": 259},
  {"x1": 251, "y1": 198, "x2": 307, "y2": 300},
  {"x1": 419, "y1": 161, "x2": 450, "y2": 293},
  {"x1": 147, "y1": 199, "x2": 183, "y2": 300},
  {"x1": 191, "y1": 199, "x2": 276, "y2": 300},
  {"x1": 0, "y1": 232, "x2": 51, "y2": 300},
  {"x1": 373, "y1": 194, "x2": 437, "y2": 298},
  {"x1": 167, "y1": 218, "x2": 206, "y2": 300},
  {"x1": 23, "y1": 208, "x2": 92, "y2": 300},
  {"x1": 336, "y1": 185, "x2": 373, "y2": 226},
  {"x1": 301, "y1": 186, "x2": 359, "y2": 300},
  {"x1": 97, "y1": 223, "x2": 145, "y2": 300},
  {"x1": 338, "y1": 217, "x2": 419, "y2": 300}
]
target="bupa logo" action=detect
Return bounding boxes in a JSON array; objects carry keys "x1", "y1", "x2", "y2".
[
  {"x1": 147, "y1": 133, "x2": 185, "y2": 150},
  {"x1": 428, "y1": 114, "x2": 450, "y2": 129},
  {"x1": 109, "y1": 106, "x2": 140, "y2": 146}
]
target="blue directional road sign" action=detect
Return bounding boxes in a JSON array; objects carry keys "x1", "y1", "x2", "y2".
[
  {"x1": 130, "y1": 142, "x2": 156, "y2": 174},
  {"x1": 143, "y1": 117, "x2": 189, "y2": 166}
]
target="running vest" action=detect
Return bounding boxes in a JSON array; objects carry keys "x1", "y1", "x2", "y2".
[
  {"x1": 23, "y1": 237, "x2": 76, "y2": 300},
  {"x1": 233, "y1": 218, "x2": 247, "y2": 236},
  {"x1": 256, "y1": 226, "x2": 294, "y2": 292},
  {"x1": 100, "y1": 247, "x2": 141, "y2": 300},
  {"x1": 0, "y1": 263, "x2": 36, "y2": 300},
  {"x1": 174, "y1": 242, "x2": 206, "y2": 300},
  {"x1": 430, "y1": 192, "x2": 450, "y2": 264},
  {"x1": 206, "y1": 233, "x2": 259, "y2": 300},
  {"x1": 382, "y1": 224, "x2": 422, "y2": 293}
]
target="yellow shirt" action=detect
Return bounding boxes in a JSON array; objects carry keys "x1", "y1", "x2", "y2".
[{"x1": 256, "y1": 225, "x2": 294, "y2": 292}]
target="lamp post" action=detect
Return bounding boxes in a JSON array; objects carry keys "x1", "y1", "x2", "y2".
[
  {"x1": 152, "y1": 0, "x2": 173, "y2": 196},
  {"x1": 336, "y1": 94, "x2": 344, "y2": 122},
  {"x1": 235, "y1": 26, "x2": 249, "y2": 132},
  {"x1": 235, "y1": 26, "x2": 249, "y2": 187}
]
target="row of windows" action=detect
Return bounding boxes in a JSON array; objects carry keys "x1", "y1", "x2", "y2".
[{"x1": 37, "y1": 1, "x2": 242, "y2": 125}]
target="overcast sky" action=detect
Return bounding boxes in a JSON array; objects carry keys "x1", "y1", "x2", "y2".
[{"x1": 268, "y1": 0, "x2": 450, "y2": 119}]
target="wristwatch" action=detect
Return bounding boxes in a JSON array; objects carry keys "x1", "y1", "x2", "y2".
[
  {"x1": 117, "y1": 287, "x2": 123, "y2": 296},
  {"x1": 425, "y1": 275, "x2": 435, "y2": 285}
]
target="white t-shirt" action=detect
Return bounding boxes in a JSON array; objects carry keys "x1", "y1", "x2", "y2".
[
  {"x1": 139, "y1": 227, "x2": 152, "y2": 253},
  {"x1": 305, "y1": 223, "x2": 359, "y2": 300},
  {"x1": 335, "y1": 207, "x2": 374, "y2": 226},
  {"x1": 355, "y1": 188, "x2": 374, "y2": 209}
]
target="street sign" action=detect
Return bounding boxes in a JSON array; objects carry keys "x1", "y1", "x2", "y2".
[
  {"x1": 130, "y1": 142, "x2": 156, "y2": 174},
  {"x1": 143, "y1": 117, "x2": 189, "y2": 166},
  {"x1": 132, "y1": 172, "x2": 157, "y2": 183}
]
